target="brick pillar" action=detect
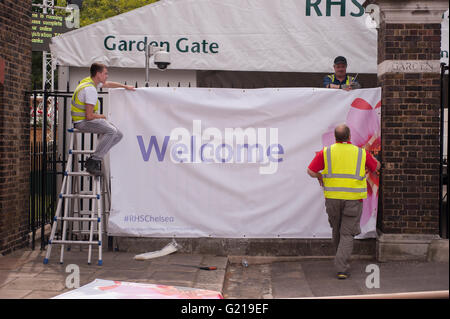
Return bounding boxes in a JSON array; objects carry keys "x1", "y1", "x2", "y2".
[
  {"x1": 365, "y1": 0, "x2": 448, "y2": 261},
  {"x1": 0, "y1": 0, "x2": 32, "y2": 255}
]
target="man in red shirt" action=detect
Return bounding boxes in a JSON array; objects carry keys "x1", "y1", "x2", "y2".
[{"x1": 307, "y1": 124, "x2": 380, "y2": 279}]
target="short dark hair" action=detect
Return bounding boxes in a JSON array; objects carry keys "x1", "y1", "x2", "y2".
[
  {"x1": 90, "y1": 62, "x2": 107, "y2": 78},
  {"x1": 335, "y1": 124, "x2": 351, "y2": 142}
]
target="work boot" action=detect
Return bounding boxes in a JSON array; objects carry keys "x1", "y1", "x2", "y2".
[
  {"x1": 84, "y1": 156, "x2": 102, "y2": 176},
  {"x1": 337, "y1": 272, "x2": 350, "y2": 280}
]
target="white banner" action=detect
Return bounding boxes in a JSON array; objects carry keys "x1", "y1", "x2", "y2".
[
  {"x1": 50, "y1": 0, "x2": 377, "y2": 73},
  {"x1": 442, "y1": 9, "x2": 449, "y2": 67},
  {"x1": 108, "y1": 87, "x2": 381, "y2": 238}
]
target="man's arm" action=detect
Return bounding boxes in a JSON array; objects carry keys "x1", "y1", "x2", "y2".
[
  {"x1": 307, "y1": 150, "x2": 325, "y2": 186},
  {"x1": 365, "y1": 151, "x2": 381, "y2": 173},
  {"x1": 103, "y1": 81, "x2": 136, "y2": 91},
  {"x1": 323, "y1": 76, "x2": 332, "y2": 88},
  {"x1": 85, "y1": 104, "x2": 106, "y2": 120},
  {"x1": 307, "y1": 168, "x2": 323, "y2": 186}
]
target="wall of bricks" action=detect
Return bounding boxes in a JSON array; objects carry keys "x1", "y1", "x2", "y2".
[
  {"x1": 378, "y1": 22, "x2": 442, "y2": 234},
  {"x1": 0, "y1": 0, "x2": 32, "y2": 254}
]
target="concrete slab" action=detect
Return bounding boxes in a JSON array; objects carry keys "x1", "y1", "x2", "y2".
[
  {"x1": 23, "y1": 290, "x2": 62, "y2": 299},
  {"x1": 1, "y1": 277, "x2": 66, "y2": 291},
  {"x1": 150, "y1": 270, "x2": 198, "y2": 282},
  {"x1": 166, "y1": 253, "x2": 204, "y2": 265},
  {"x1": 427, "y1": 239, "x2": 449, "y2": 262},
  {"x1": 0, "y1": 259, "x2": 29, "y2": 271},
  {"x1": 222, "y1": 264, "x2": 273, "y2": 299},
  {"x1": 149, "y1": 263, "x2": 198, "y2": 273},
  {"x1": 377, "y1": 232, "x2": 441, "y2": 262},
  {"x1": 94, "y1": 269, "x2": 154, "y2": 282},
  {"x1": 195, "y1": 269, "x2": 227, "y2": 292},
  {"x1": 0, "y1": 288, "x2": 33, "y2": 299},
  {"x1": 271, "y1": 262, "x2": 314, "y2": 298},
  {"x1": 115, "y1": 237, "x2": 376, "y2": 256}
]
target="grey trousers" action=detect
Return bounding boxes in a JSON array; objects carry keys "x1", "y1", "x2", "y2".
[
  {"x1": 74, "y1": 119, "x2": 123, "y2": 160},
  {"x1": 325, "y1": 198, "x2": 363, "y2": 273}
]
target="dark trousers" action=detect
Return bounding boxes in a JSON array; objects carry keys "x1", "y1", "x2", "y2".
[{"x1": 325, "y1": 198, "x2": 363, "y2": 273}]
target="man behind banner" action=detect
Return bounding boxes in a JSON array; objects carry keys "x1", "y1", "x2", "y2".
[
  {"x1": 307, "y1": 124, "x2": 380, "y2": 280},
  {"x1": 71, "y1": 62, "x2": 135, "y2": 175},
  {"x1": 323, "y1": 56, "x2": 361, "y2": 91}
]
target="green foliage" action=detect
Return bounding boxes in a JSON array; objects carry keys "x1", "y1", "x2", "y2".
[{"x1": 80, "y1": 0, "x2": 159, "y2": 27}]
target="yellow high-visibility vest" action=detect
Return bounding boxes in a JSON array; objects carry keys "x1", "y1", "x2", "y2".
[
  {"x1": 327, "y1": 74, "x2": 354, "y2": 85},
  {"x1": 71, "y1": 77, "x2": 99, "y2": 122},
  {"x1": 322, "y1": 143, "x2": 367, "y2": 200}
]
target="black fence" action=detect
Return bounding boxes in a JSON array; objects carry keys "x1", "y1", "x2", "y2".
[
  {"x1": 28, "y1": 86, "x2": 107, "y2": 249},
  {"x1": 29, "y1": 140, "x2": 57, "y2": 250}
]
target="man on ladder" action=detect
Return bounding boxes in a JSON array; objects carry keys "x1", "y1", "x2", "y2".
[
  {"x1": 71, "y1": 62, "x2": 135, "y2": 175},
  {"x1": 44, "y1": 63, "x2": 136, "y2": 265}
]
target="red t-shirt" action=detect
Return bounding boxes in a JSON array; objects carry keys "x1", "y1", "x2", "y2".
[{"x1": 308, "y1": 142, "x2": 378, "y2": 173}]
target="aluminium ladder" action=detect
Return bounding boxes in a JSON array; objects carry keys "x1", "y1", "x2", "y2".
[{"x1": 44, "y1": 128, "x2": 106, "y2": 265}]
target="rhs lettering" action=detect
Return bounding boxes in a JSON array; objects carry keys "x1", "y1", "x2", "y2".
[{"x1": 306, "y1": 0, "x2": 364, "y2": 17}]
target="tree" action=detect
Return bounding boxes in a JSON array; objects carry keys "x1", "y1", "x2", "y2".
[{"x1": 79, "y1": 0, "x2": 159, "y2": 27}]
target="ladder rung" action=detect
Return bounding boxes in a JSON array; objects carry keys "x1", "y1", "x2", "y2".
[
  {"x1": 59, "y1": 194, "x2": 100, "y2": 199},
  {"x1": 49, "y1": 240, "x2": 101, "y2": 245},
  {"x1": 79, "y1": 190, "x2": 95, "y2": 195},
  {"x1": 65, "y1": 171, "x2": 91, "y2": 177},
  {"x1": 69, "y1": 150, "x2": 95, "y2": 155},
  {"x1": 71, "y1": 230, "x2": 105, "y2": 235},
  {"x1": 54, "y1": 217, "x2": 100, "y2": 222},
  {"x1": 74, "y1": 210, "x2": 97, "y2": 215}
]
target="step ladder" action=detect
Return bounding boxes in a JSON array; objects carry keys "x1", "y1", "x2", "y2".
[{"x1": 44, "y1": 128, "x2": 108, "y2": 265}]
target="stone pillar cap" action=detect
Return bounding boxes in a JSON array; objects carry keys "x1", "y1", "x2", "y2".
[{"x1": 363, "y1": 0, "x2": 448, "y2": 24}]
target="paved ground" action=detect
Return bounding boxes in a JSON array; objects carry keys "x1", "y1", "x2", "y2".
[
  {"x1": 0, "y1": 248, "x2": 227, "y2": 299},
  {"x1": 223, "y1": 257, "x2": 449, "y2": 298},
  {"x1": 0, "y1": 248, "x2": 448, "y2": 299}
]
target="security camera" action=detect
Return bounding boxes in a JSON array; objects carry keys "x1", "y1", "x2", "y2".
[
  {"x1": 153, "y1": 50, "x2": 171, "y2": 70},
  {"x1": 145, "y1": 44, "x2": 171, "y2": 83}
]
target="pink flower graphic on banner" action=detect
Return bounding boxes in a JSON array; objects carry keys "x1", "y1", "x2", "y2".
[{"x1": 322, "y1": 98, "x2": 381, "y2": 230}]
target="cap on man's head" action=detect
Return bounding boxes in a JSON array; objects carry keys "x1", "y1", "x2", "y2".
[{"x1": 334, "y1": 56, "x2": 347, "y2": 65}]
